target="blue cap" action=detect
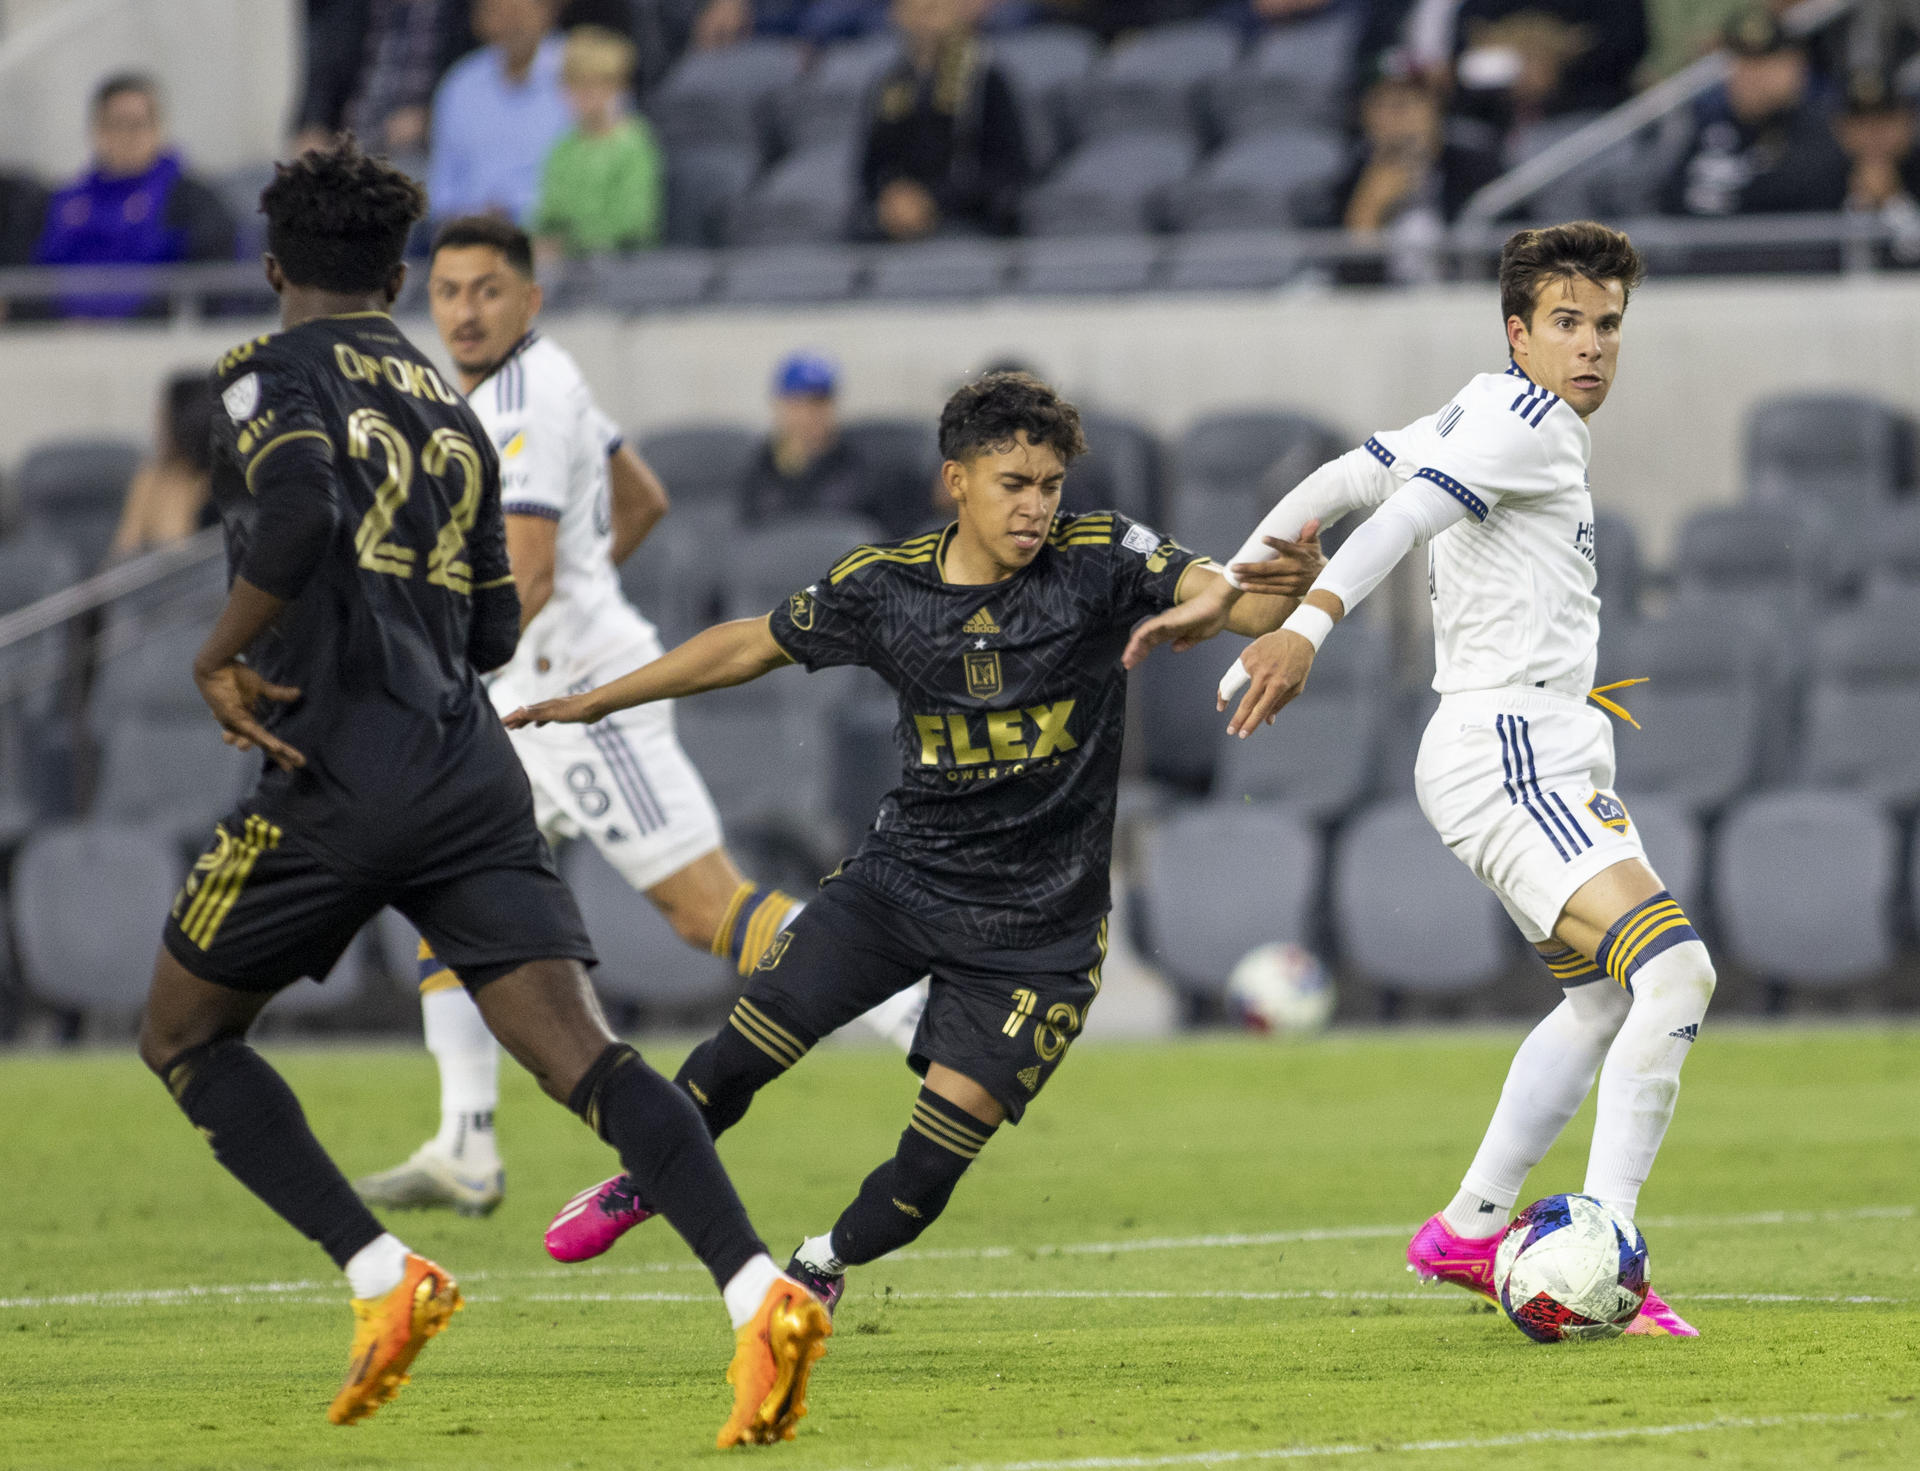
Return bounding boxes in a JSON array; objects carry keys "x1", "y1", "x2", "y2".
[{"x1": 774, "y1": 351, "x2": 838, "y2": 398}]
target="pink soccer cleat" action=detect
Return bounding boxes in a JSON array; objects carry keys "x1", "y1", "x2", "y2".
[
  {"x1": 544, "y1": 1174, "x2": 655, "y2": 1263},
  {"x1": 1406, "y1": 1213, "x2": 1503, "y2": 1302},
  {"x1": 1624, "y1": 1288, "x2": 1698, "y2": 1337}
]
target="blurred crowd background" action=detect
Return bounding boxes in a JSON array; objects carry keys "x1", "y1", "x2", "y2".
[{"x1": 0, "y1": 0, "x2": 1917, "y2": 1046}]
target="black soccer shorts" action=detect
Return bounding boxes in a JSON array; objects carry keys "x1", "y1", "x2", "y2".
[
  {"x1": 733, "y1": 874, "x2": 1107, "y2": 1123},
  {"x1": 162, "y1": 802, "x2": 597, "y2": 994}
]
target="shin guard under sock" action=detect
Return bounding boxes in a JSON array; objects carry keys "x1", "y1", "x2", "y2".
[
  {"x1": 158, "y1": 1039, "x2": 383, "y2": 1269},
  {"x1": 828, "y1": 1087, "x2": 997, "y2": 1267},
  {"x1": 569, "y1": 1042, "x2": 767, "y2": 1290}
]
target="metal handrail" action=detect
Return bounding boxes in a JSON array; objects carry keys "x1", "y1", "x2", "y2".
[{"x1": 0, "y1": 526, "x2": 223, "y2": 653}]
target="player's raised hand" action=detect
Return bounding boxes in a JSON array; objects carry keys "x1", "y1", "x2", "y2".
[
  {"x1": 502, "y1": 692, "x2": 599, "y2": 729},
  {"x1": 194, "y1": 661, "x2": 306, "y2": 771},
  {"x1": 1226, "y1": 519, "x2": 1324, "y2": 598},
  {"x1": 1122, "y1": 587, "x2": 1233, "y2": 669},
  {"x1": 1221, "y1": 628, "x2": 1315, "y2": 737}
]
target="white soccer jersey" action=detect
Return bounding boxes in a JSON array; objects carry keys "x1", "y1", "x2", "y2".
[
  {"x1": 1372, "y1": 365, "x2": 1600, "y2": 696},
  {"x1": 472, "y1": 332, "x2": 657, "y2": 694}
]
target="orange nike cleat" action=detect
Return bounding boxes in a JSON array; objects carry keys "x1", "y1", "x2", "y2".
[
  {"x1": 715, "y1": 1277, "x2": 833, "y2": 1448},
  {"x1": 327, "y1": 1253, "x2": 463, "y2": 1426}
]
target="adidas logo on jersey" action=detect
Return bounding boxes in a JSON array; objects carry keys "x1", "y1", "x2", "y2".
[
  {"x1": 1017, "y1": 1066, "x2": 1041, "y2": 1093},
  {"x1": 963, "y1": 607, "x2": 1000, "y2": 635},
  {"x1": 1669, "y1": 1024, "x2": 1698, "y2": 1043}
]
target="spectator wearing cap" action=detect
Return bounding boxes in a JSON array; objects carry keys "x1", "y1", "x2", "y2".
[
  {"x1": 31, "y1": 74, "x2": 236, "y2": 319},
  {"x1": 1836, "y1": 70, "x2": 1920, "y2": 265},
  {"x1": 428, "y1": 0, "x2": 572, "y2": 222},
  {"x1": 1446, "y1": 0, "x2": 1648, "y2": 134},
  {"x1": 530, "y1": 26, "x2": 665, "y2": 260},
  {"x1": 740, "y1": 354, "x2": 882, "y2": 526},
  {"x1": 1660, "y1": 8, "x2": 1848, "y2": 218},
  {"x1": 858, "y1": 0, "x2": 1030, "y2": 242}
]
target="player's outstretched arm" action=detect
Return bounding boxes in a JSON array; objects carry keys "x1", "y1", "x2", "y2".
[
  {"x1": 1121, "y1": 521, "x2": 1322, "y2": 669},
  {"x1": 504, "y1": 614, "x2": 794, "y2": 727}
]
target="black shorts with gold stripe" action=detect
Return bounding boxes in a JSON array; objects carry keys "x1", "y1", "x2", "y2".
[
  {"x1": 727, "y1": 873, "x2": 1107, "y2": 1124},
  {"x1": 162, "y1": 802, "x2": 596, "y2": 994}
]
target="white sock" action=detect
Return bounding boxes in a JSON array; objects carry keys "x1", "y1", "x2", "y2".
[
  {"x1": 1584, "y1": 940, "x2": 1716, "y2": 1221},
  {"x1": 794, "y1": 1232, "x2": 844, "y2": 1278},
  {"x1": 344, "y1": 1232, "x2": 410, "y2": 1300},
  {"x1": 855, "y1": 977, "x2": 929, "y2": 1052},
  {"x1": 423, "y1": 986, "x2": 500, "y2": 1164},
  {"x1": 1445, "y1": 980, "x2": 1633, "y2": 1234},
  {"x1": 721, "y1": 1252, "x2": 784, "y2": 1331}
]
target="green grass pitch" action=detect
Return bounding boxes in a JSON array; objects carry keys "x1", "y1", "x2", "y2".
[{"x1": 3, "y1": 1026, "x2": 1916, "y2": 1469}]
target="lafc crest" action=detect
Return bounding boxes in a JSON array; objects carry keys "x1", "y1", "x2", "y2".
[
  {"x1": 963, "y1": 650, "x2": 1002, "y2": 700},
  {"x1": 756, "y1": 929, "x2": 793, "y2": 971},
  {"x1": 788, "y1": 588, "x2": 815, "y2": 631},
  {"x1": 1587, "y1": 791, "x2": 1630, "y2": 834}
]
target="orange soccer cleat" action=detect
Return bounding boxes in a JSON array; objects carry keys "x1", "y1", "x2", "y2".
[
  {"x1": 715, "y1": 1277, "x2": 833, "y2": 1448},
  {"x1": 327, "y1": 1253, "x2": 463, "y2": 1426}
]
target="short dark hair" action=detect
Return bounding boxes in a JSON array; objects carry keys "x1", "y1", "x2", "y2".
[
  {"x1": 162, "y1": 371, "x2": 215, "y2": 474},
  {"x1": 430, "y1": 215, "x2": 535, "y2": 278},
  {"x1": 260, "y1": 138, "x2": 426, "y2": 293},
  {"x1": 93, "y1": 72, "x2": 158, "y2": 115},
  {"x1": 938, "y1": 371, "x2": 1087, "y2": 466},
  {"x1": 1499, "y1": 221, "x2": 1645, "y2": 328}
]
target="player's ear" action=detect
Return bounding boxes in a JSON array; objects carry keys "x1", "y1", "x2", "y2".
[
  {"x1": 528, "y1": 279, "x2": 545, "y2": 316},
  {"x1": 1505, "y1": 312, "x2": 1529, "y2": 358},
  {"x1": 382, "y1": 260, "x2": 407, "y2": 307},
  {"x1": 940, "y1": 458, "x2": 969, "y2": 510},
  {"x1": 263, "y1": 255, "x2": 285, "y2": 296}
]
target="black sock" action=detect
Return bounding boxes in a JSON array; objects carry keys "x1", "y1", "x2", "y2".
[
  {"x1": 673, "y1": 996, "x2": 816, "y2": 1137},
  {"x1": 157, "y1": 1039, "x2": 383, "y2": 1270},
  {"x1": 829, "y1": 1087, "x2": 996, "y2": 1268},
  {"x1": 569, "y1": 1042, "x2": 767, "y2": 1290}
]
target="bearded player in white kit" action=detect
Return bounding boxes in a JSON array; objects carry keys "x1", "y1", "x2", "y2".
[{"x1": 1128, "y1": 222, "x2": 1709, "y2": 1337}]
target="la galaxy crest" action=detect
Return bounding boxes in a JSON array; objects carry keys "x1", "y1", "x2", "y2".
[
  {"x1": 963, "y1": 650, "x2": 1002, "y2": 700},
  {"x1": 1586, "y1": 791, "x2": 1630, "y2": 834}
]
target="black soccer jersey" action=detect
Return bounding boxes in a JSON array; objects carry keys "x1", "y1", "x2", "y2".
[
  {"x1": 207, "y1": 311, "x2": 529, "y2": 878},
  {"x1": 768, "y1": 513, "x2": 1208, "y2": 946}
]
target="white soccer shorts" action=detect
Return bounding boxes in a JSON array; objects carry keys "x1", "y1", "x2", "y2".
[
  {"x1": 1413, "y1": 686, "x2": 1649, "y2": 944},
  {"x1": 489, "y1": 671, "x2": 724, "y2": 893}
]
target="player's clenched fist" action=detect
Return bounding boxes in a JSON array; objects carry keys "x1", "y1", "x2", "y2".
[
  {"x1": 1221, "y1": 628, "x2": 1315, "y2": 737},
  {"x1": 502, "y1": 692, "x2": 603, "y2": 729}
]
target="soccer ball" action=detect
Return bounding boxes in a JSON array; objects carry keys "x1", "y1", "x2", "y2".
[
  {"x1": 1494, "y1": 1193, "x2": 1649, "y2": 1342},
  {"x1": 1225, "y1": 943, "x2": 1334, "y2": 1036}
]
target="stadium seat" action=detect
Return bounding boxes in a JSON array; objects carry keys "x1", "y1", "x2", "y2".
[
  {"x1": 1209, "y1": 611, "x2": 1388, "y2": 822},
  {"x1": 91, "y1": 717, "x2": 255, "y2": 843},
  {"x1": 636, "y1": 424, "x2": 758, "y2": 505},
  {"x1": 713, "y1": 243, "x2": 864, "y2": 304},
  {"x1": 0, "y1": 531, "x2": 81, "y2": 718},
  {"x1": 12, "y1": 820, "x2": 182, "y2": 1019},
  {"x1": 1068, "y1": 410, "x2": 1163, "y2": 524},
  {"x1": 15, "y1": 437, "x2": 141, "y2": 569},
  {"x1": 619, "y1": 499, "x2": 736, "y2": 644},
  {"x1": 1205, "y1": 12, "x2": 1360, "y2": 136},
  {"x1": 773, "y1": 34, "x2": 899, "y2": 150},
  {"x1": 1176, "y1": 409, "x2": 1346, "y2": 500},
  {"x1": 552, "y1": 250, "x2": 716, "y2": 313},
  {"x1": 1135, "y1": 801, "x2": 1319, "y2": 997},
  {"x1": 88, "y1": 621, "x2": 219, "y2": 736},
  {"x1": 647, "y1": 38, "x2": 806, "y2": 155},
  {"x1": 726, "y1": 142, "x2": 858, "y2": 246},
  {"x1": 1333, "y1": 798, "x2": 1509, "y2": 994},
  {"x1": 664, "y1": 143, "x2": 761, "y2": 248},
  {"x1": 1607, "y1": 604, "x2": 1770, "y2": 815},
  {"x1": 988, "y1": 25, "x2": 1099, "y2": 169},
  {"x1": 841, "y1": 418, "x2": 941, "y2": 537},
  {"x1": 1619, "y1": 793, "x2": 1704, "y2": 920},
  {"x1": 672, "y1": 683, "x2": 837, "y2": 858},
  {"x1": 1863, "y1": 503, "x2": 1920, "y2": 601},
  {"x1": 827, "y1": 691, "x2": 898, "y2": 846},
  {"x1": 1020, "y1": 131, "x2": 1198, "y2": 237},
  {"x1": 559, "y1": 839, "x2": 738, "y2": 1012},
  {"x1": 1798, "y1": 598, "x2": 1920, "y2": 807},
  {"x1": 1166, "y1": 127, "x2": 1347, "y2": 232},
  {"x1": 1171, "y1": 483, "x2": 1264, "y2": 564},
  {"x1": 1163, "y1": 229, "x2": 1302, "y2": 292},
  {"x1": 1670, "y1": 504, "x2": 1836, "y2": 618},
  {"x1": 724, "y1": 513, "x2": 887, "y2": 621},
  {"x1": 1744, "y1": 392, "x2": 1911, "y2": 520},
  {"x1": 1068, "y1": 21, "x2": 1241, "y2": 142},
  {"x1": 1014, "y1": 234, "x2": 1162, "y2": 295},
  {"x1": 1714, "y1": 790, "x2": 1898, "y2": 988},
  {"x1": 865, "y1": 238, "x2": 1013, "y2": 301}
]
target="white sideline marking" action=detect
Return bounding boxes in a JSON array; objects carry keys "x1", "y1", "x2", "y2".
[
  {"x1": 508, "y1": 1288, "x2": 1903, "y2": 1307},
  {"x1": 903, "y1": 1410, "x2": 1908, "y2": 1471},
  {"x1": 3, "y1": 1203, "x2": 1910, "y2": 1313}
]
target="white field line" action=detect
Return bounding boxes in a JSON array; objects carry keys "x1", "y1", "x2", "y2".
[
  {"x1": 3, "y1": 1203, "x2": 1911, "y2": 1313},
  {"x1": 509, "y1": 1287, "x2": 1905, "y2": 1306},
  {"x1": 900, "y1": 1410, "x2": 1910, "y2": 1471}
]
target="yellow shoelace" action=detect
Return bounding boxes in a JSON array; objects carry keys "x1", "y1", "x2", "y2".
[{"x1": 1587, "y1": 677, "x2": 1650, "y2": 729}]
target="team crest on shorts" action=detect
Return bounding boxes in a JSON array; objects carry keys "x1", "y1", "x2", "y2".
[
  {"x1": 1586, "y1": 791, "x2": 1631, "y2": 834},
  {"x1": 787, "y1": 588, "x2": 815, "y2": 630},
  {"x1": 963, "y1": 650, "x2": 1003, "y2": 700},
  {"x1": 756, "y1": 930, "x2": 792, "y2": 971}
]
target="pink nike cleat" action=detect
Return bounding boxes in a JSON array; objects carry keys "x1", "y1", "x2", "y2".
[
  {"x1": 1624, "y1": 1288, "x2": 1698, "y2": 1337},
  {"x1": 544, "y1": 1174, "x2": 655, "y2": 1263},
  {"x1": 1406, "y1": 1213, "x2": 1503, "y2": 1302}
]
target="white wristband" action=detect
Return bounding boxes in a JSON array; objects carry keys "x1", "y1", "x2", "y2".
[{"x1": 1281, "y1": 603, "x2": 1335, "y2": 652}]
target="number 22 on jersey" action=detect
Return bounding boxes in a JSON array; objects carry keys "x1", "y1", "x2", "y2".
[{"x1": 346, "y1": 407, "x2": 483, "y2": 594}]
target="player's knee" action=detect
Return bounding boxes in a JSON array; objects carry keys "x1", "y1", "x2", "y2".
[
  {"x1": 1595, "y1": 890, "x2": 1709, "y2": 999},
  {"x1": 893, "y1": 1088, "x2": 997, "y2": 1220}
]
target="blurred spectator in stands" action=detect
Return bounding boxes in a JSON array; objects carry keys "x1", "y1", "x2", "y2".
[
  {"x1": 531, "y1": 26, "x2": 664, "y2": 260},
  {"x1": 741, "y1": 353, "x2": 882, "y2": 525},
  {"x1": 293, "y1": 0, "x2": 473, "y2": 164},
  {"x1": 859, "y1": 0, "x2": 1029, "y2": 241},
  {"x1": 1837, "y1": 69, "x2": 1920, "y2": 266},
  {"x1": 429, "y1": 0, "x2": 572, "y2": 222},
  {"x1": 0, "y1": 170, "x2": 48, "y2": 278},
  {"x1": 1338, "y1": 69, "x2": 1501, "y2": 283},
  {"x1": 1660, "y1": 9, "x2": 1848, "y2": 218},
  {"x1": 31, "y1": 75, "x2": 236, "y2": 320},
  {"x1": 1447, "y1": 0, "x2": 1647, "y2": 139},
  {"x1": 1216, "y1": 0, "x2": 1357, "y2": 43},
  {"x1": 107, "y1": 373, "x2": 217, "y2": 562}
]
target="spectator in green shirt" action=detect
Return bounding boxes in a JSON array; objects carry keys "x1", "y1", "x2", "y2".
[{"x1": 531, "y1": 25, "x2": 664, "y2": 261}]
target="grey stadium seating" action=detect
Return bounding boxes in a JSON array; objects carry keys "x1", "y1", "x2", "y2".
[
  {"x1": 724, "y1": 513, "x2": 887, "y2": 621},
  {"x1": 1167, "y1": 126, "x2": 1347, "y2": 232},
  {"x1": 726, "y1": 143, "x2": 859, "y2": 246},
  {"x1": 647, "y1": 38, "x2": 805, "y2": 155},
  {"x1": 1068, "y1": 21, "x2": 1241, "y2": 142},
  {"x1": 1163, "y1": 229, "x2": 1302, "y2": 292},
  {"x1": 841, "y1": 418, "x2": 941, "y2": 537},
  {"x1": 1670, "y1": 504, "x2": 1836, "y2": 618},
  {"x1": 672, "y1": 680, "x2": 839, "y2": 859},
  {"x1": 636, "y1": 424, "x2": 759, "y2": 505},
  {"x1": 1015, "y1": 233, "x2": 1161, "y2": 295},
  {"x1": 664, "y1": 143, "x2": 761, "y2": 247},
  {"x1": 828, "y1": 692, "x2": 899, "y2": 848},
  {"x1": 1617, "y1": 793, "x2": 1704, "y2": 921},
  {"x1": 15, "y1": 436, "x2": 141, "y2": 570},
  {"x1": 1177, "y1": 409, "x2": 1346, "y2": 499},
  {"x1": 1068, "y1": 410, "x2": 1162, "y2": 524},
  {"x1": 988, "y1": 25, "x2": 1099, "y2": 170},
  {"x1": 1743, "y1": 392, "x2": 1910, "y2": 520},
  {"x1": 1798, "y1": 598, "x2": 1920, "y2": 807},
  {"x1": 1332, "y1": 798, "x2": 1509, "y2": 994},
  {"x1": 12, "y1": 820, "x2": 182, "y2": 1019},
  {"x1": 1136, "y1": 800, "x2": 1319, "y2": 997},
  {"x1": 1206, "y1": 12, "x2": 1360, "y2": 135},
  {"x1": 714, "y1": 243, "x2": 864, "y2": 305},
  {"x1": 619, "y1": 499, "x2": 736, "y2": 645},
  {"x1": 1021, "y1": 130, "x2": 1198, "y2": 237},
  {"x1": 865, "y1": 238, "x2": 1013, "y2": 301},
  {"x1": 560, "y1": 838, "x2": 738, "y2": 1012},
  {"x1": 1135, "y1": 636, "x2": 1232, "y2": 795},
  {"x1": 89, "y1": 621, "x2": 220, "y2": 734},
  {"x1": 1864, "y1": 503, "x2": 1920, "y2": 600},
  {"x1": 0, "y1": 531, "x2": 81, "y2": 718},
  {"x1": 1714, "y1": 790, "x2": 1898, "y2": 988},
  {"x1": 91, "y1": 717, "x2": 255, "y2": 843},
  {"x1": 552, "y1": 250, "x2": 716, "y2": 312},
  {"x1": 774, "y1": 34, "x2": 899, "y2": 151}
]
